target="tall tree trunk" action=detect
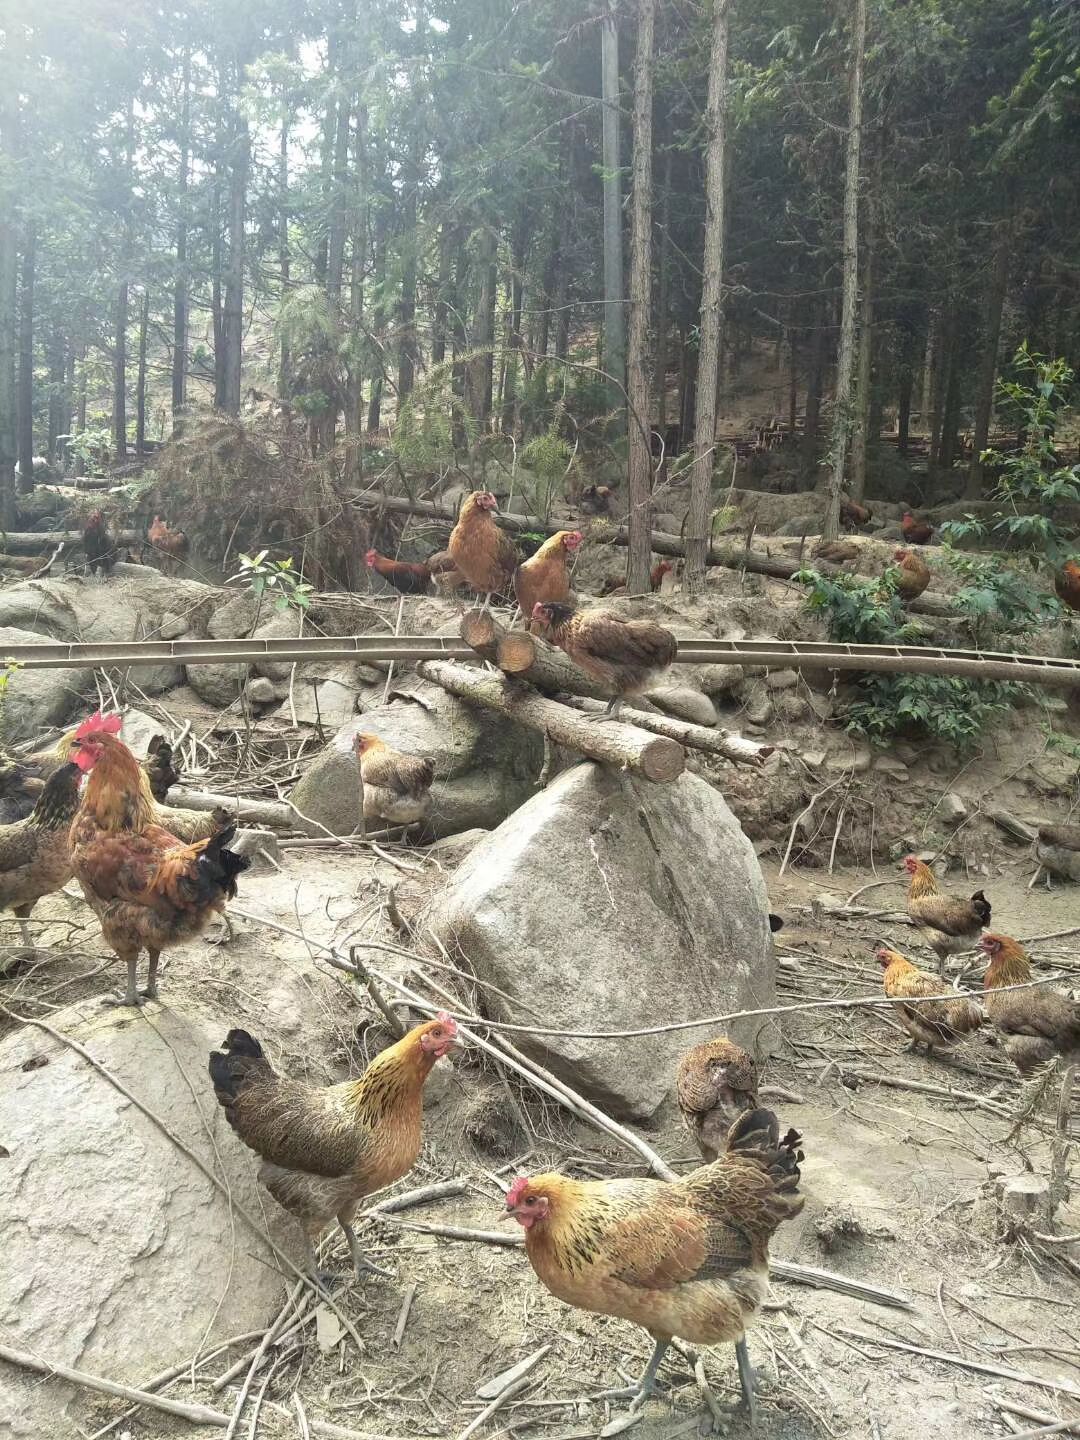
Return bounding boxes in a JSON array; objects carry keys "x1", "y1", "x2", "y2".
[
  {"x1": 0, "y1": 101, "x2": 17, "y2": 521},
  {"x1": 74, "y1": 342, "x2": 87, "y2": 478},
  {"x1": 848, "y1": 125, "x2": 878, "y2": 502},
  {"x1": 653, "y1": 147, "x2": 672, "y2": 439},
  {"x1": 113, "y1": 272, "x2": 128, "y2": 463},
  {"x1": 625, "y1": 0, "x2": 656, "y2": 594},
  {"x1": 211, "y1": 151, "x2": 226, "y2": 409},
  {"x1": 966, "y1": 221, "x2": 1010, "y2": 498},
  {"x1": 366, "y1": 204, "x2": 389, "y2": 433},
  {"x1": 450, "y1": 230, "x2": 469, "y2": 449},
  {"x1": 18, "y1": 226, "x2": 35, "y2": 489},
  {"x1": 501, "y1": 214, "x2": 529, "y2": 436},
  {"x1": 221, "y1": 111, "x2": 249, "y2": 416},
  {"x1": 685, "y1": 0, "x2": 732, "y2": 592},
  {"x1": 600, "y1": 0, "x2": 625, "y2": 425},
  {"x1": 930, "y1": 302, "x2": 953, "y2": 466},
  {"x1": 821, "y1": 0, "x2": 866, "y2": 542},
  {"x1": 787, "y1": 305, "x2": 798, "y2": 435},
  {"x1": 804, "y1": 299, "x2": 825, "y2": 442},
  {"x1": 172, "y1": 45, "x2": 190, "y2": 432},
  {"x1": 135, "y1": 288, "x2": 150, "y2": 454},
  {"x1": 939, "y1": 320, "x2": 962, "y2": 470},
  {"x1": 47, "y1": 325, "x2": 64, "y2": 463},
  {"x1": 467, "y1": 224, "x2": 498, "y2": 430},
  {"x1": 432, "y1": 218, "x2": 453, "y2": 367},
  {"x1": 344, "y1": 103, "x2": 367, "y2": 485},
  {"x1": 278, "y1": 103, "x2": 292, "y2": 399}
]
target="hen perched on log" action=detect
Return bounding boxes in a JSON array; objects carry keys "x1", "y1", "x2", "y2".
[
  {"x1": 676, "y1": 1037, "x2": 759, "y2": 1162},
  {"x1": 981, "y1": 934, "x2": 1080, "y2": 1074},
  {"x1": 904, "y1": 856, "x2": 990, "y2": 973},
  {"x1": 876, "y1": 947, "x2": 983, "y2": 1053},
  {"x1": 531, "y1": 602, "x2": 678, "y2": 719},
  {"x1": 448, "y1": 491, "x2": 517, "y2": 608}
]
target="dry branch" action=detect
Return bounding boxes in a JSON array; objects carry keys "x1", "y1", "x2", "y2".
[
  {"x1": 416, "y1": 658, "x2": 684, "y2": 782},
  {"x1": 165, "y1": 788, "x2": 316, "y2": 833},
  {"x1": 560, "y1": 694, "x2": 774, "y2": 766}
]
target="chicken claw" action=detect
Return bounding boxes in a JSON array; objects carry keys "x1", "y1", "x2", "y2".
[
  {"x1": 595, "y1": 1338, "x2": 670, "y2": 1410},
  {"x1": 341, "y1": 1221, "x2": 393, "y2": 1281},
  {"x1": 735, "y1": 1337, "x2": 759, "y2": 1428}
]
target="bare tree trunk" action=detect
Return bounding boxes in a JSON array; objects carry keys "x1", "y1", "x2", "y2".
[
  {"x1": 450, "y1": 229, "x2": 469, "y2": 448},
  {"x1": 221, "y1": 112, "x2": 249, "y2": 416},
  {"x1": 0, "y1": 102, "x2": 17, "y2": 521},
  {"x1": 787, "y1": 303, "x2": 799, "y2": 435},
  {"x1": 966, "y1": 220, "x2": 1010, "y2": 499},
  {"x1": 601, "y1": 0, "x2": 625, "y2": 427},
  {"x1": 278, "y1": 103, "x2": 292, "y2": 399},
  {"x1": 73, "y1": 342, "x2": 86, "y2": 479},
  {"x1": 18, "y1": 226, "x2": 36, "y2": 489},
  {"x1": 821, "y1": 0, "x2": 866, "y2": 542},
  {"x1": 653, "y1": 147, "x2": 672, "y2": 452},
  {"x1": 211, "y1": 148, "x2": 226, "y2": 410},
  {"x1": 47, "y1": 325, "x2": 64, "y2": 463},
  {"x1": 135, "y1": 288, "x2": 149, "y2": 454},
  {"x1": 625, "y1": 0, "x2": 657, "y2": 594},
  {"x1": 344, "y1": 103, "x2": 367, "y2": 485},
  {"x1": 501, "y1": 212, "x2": 529, "y2": 436},
  {"x1": 467, "y1": 224, "x2": 498, "y2": 430},
  {"x1": 848, "y1": 125, "x2": 878, "y2": 502},
  {"x1": 432, "y1": 217, "x2": 453, "y2": 367},
  {"x1": 113, "y1": 271, "x2": 128, "y2": 463},
  {"x1": 685, "y1": 0, "x2": 732, "y2": 593},
  {"x1": 804, "y1": 299, "x2": 825, "y2": 442},
  {"x1": 172, "y1": 45, "x2": 190, "y2": 433},
  {"x1": 366, "y1": 203, "x2": 389, "y2": 433}
]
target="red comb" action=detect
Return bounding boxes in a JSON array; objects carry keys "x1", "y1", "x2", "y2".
[
  {"x1": 506, "y1": 1175, "x2": 530, "y2": 1207},
  {"x1": 74, "y1": 711, "x2": 123, "y2": 741},
  {"x1": 437, "y1": 1009, "x2": 458, "y2": 1035}
]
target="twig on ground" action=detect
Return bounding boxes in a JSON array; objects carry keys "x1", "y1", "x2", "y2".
[
  {"x1": 392, "y1": 1282, "x2": 417, "y2": 1350},
  {"x1": 834, "y1": 1327, "x2": 1080, "y2": 1400},
  {"x1": 454, "y1": 1375, "x2": 536, "y2": 1440}
]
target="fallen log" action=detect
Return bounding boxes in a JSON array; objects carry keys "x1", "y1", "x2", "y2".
[
  {"x1": 0, "y1": 528, "x2": 142, "y2": 555},
  {"x1": 558, "y1": 694, "x2": 774, "y2": 767},
  {"x1": 166, "y1": 787, "x2": 319, "y2": 835},
  {"x1": 416, "y1": 658, "x2": 684, "y2": 782},
  {"x1": 459, "y1": 610, "x2": 612, "y2": 700},
  {"x1": 349, "y1": 489, "x2": 958, "y2": 617}
]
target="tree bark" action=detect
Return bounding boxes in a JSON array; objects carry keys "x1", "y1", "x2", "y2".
[
  {"x1": 804, "y1": 299, "x2": 825, "y2": 442},
  {"x1": 344, "y1": 103, "x2": 367, "y2": 485},
  {"x1": 112, "y1": 271, "x2": 128, "y2": 463},
  {"x1": 366, "y1": 203, "x2": 390, "y2": 432},
  {"x1": 278, "y1": 102, "x2": 292, "y2": 400},
  {"x1": 171, "y1": 45, "x2": 190, "y2": 432},
  {"x1": 47, "y1": 325, "x2": 64, "y2": 464},
  {"x1": 686, "y1": 0, "x2": 732, "y2": 593},
  {"x1": 821, "y1": 0, "x2": 866, "y2": 541},
  {"x1": 600, "y1": 0, "x2": 625, "y2": 421},
  {"x1": 966, "y1": 221, "x2": 1010, "y2": 499},
  {"x1": 466, "y1": 223, "x2": 498, "y2": 430},
  {"x1": 432, "y1": 218, "x2": 453, "y2": 367},
  {"x1": 74, "y1": 341, "x2": 86, "y2": 479},
  {"x1": 653, "y1": 147, "x2": 672, "y2": 441},
  {"x1": 417, "y1": 658, "x2": 684, "y2": 783},
  {"x1": 221, "y1": 110, "x2": 249, "y2": 416},
  {"x1": 501, "y1": 211, "x2": 529, "y2": 436},
  {"x1": 211, "y1": 140, "x2": 226, "y2": 410},
  {"x1": 0, "y1": 95, "x2": 17, "y2": 521},
  {"x1": 135, "y1": 288, "x2": 150, "y2": 453},
  {"x1": 848, "y1": 125, "x2": 878, "y2": 502},
  {"x1": 18, "y1": 225, "x2": 35, "y2": 489},
  {"x1": 625, "y1": 0, "x2": 657, "y2": 595}
]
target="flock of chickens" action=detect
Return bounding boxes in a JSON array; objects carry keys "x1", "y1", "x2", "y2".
[
  {"x1": 5, "y1": 486, "x2": 1080, "y2": 1430},
  {"x1": 82, "y1": 510, "x2": 190, "y2": 577}
]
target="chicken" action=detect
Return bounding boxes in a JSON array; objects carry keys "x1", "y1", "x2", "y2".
[
  {"x1": 901, "y1": 512, "x2": 932, "y2": 545},
  {"x1": 427, "y1": 549, "x2": 465, "y2": 596},
  {"x1": 768, "y1": 913, "x2": 783, "y2": 933},
  {"x1": 355, "y1": 733, "x2": 434, "y2": 826},
  {"x1": 503, "y1": 1108, "x2": 803, "y2": 1423},
  {"x1": 813, "y1": 539, "x2": 860, "y2": 565},
  {"x1": 83, "y1": 510, "x2": 118, "y2": 579},
  {"x1": 144, "y1": 734, "x2": 180, "y2": 804},
  {"x1": 531, "y1": 602, "x2": 678, "y2": 719},
  {"x1": 0, "y1": 727, "x2": 178, "y2": 825},
  {"x1": 365, "y1": 548, "x2": 431, "y2": 595},
  {"x1": 0, "y1": 762, "x2": 82, "y2": 964},
  {"x1": 840, "y1": 498, "x2": 872, "y2": 529},
  {"x1": 892, "y1": 547, "x2": 931, "y2": 602},
  {"x1": 209, "y1": 1013, "x2": 458, "y2": 1283},
  {"x1": 676, "y1": 1038, "x2": 759, "y2": 1162},
  {"x1": 980, "y1": 933, "x2": 1080, "y2": 1074},
  {"x1": 904, "y1": 855, "x2": 991, "y2": 973},
  {"x1": 1054, "y1": 561, "x2": 1080, "y2": 614},
  {"x1": 876, "y1": 946, "x2": 983, "y2": 1053},
  {"x1": 513, "y1": 530, "x2": 583, "y2": 621},
  {"x1": 598, "y1": 574, "x2": 626, "y2": 597},
  {"x1": 448, "y1": 491, "x2": 518, "y2": 608},
  {"x1": 69, "y1": 712, "x2": 249, "y2": 1007},
  {"x1": 1035, "y1": 822, "x2": 1080, "y2": 882},
  {"x1": 580, "y1": 484, "x2": 615, "y2": 517},
  {"x1": 147, "y1": 515, "x2": 190, "y2": 575},
  {"x1": 650, "y1": 560, "x2": 674, "y2": 591}
]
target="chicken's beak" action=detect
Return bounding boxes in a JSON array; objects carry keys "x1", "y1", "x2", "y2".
[{"x1": 499, "y1": 1206, "x2": 518, "y2": 1222}]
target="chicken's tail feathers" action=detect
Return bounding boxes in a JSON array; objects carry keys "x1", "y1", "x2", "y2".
[
  {"x1": 970, "y1": 890, "x2": 992, "y2": 926},
  {"x1": 197, "y1": 823, "x2": 251, "y2": 899},
  {"x1": 726, "y1": 1107, "x2": 805, "y2": 1200}
]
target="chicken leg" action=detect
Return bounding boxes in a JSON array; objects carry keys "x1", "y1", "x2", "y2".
[
  {"x1": 735, "y1": 1337, "x2": 759, "y2": 1427},
  {"x1": 142, "y1": 948, "x2": 161, "y2": 1001},
  {"x1": 586, "y1": 696, "x2": 625, "y2": 725},
  {"x1": 596, "y1": 1336, "x2": 670, "y2": 1409},
  {"x1": 102, "y1": 954, "x2": 143, "y2": 1008},
  {"x1": 339, "y1": 1220, "x2": 393, "y2": 1280}
]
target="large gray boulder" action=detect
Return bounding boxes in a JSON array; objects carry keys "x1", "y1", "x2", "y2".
[
  {"x1": 0, "y1": 625, "x2": 92, "y2": 743},
  {"x1": 0, "y1": 565, "x2": 217, "y2": 645},
  {"x1": 428, "y1": 762, "x2": 776, "y2": 1120},
  {"x1": 0, "y1": 1003, "x2": 290, "y2": 1439}
]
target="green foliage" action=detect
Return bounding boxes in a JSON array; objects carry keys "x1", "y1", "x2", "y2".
[
  {"x1": 227, "y1": 551, "x2": 313, "y2": 614},
  {"x1": 940, "y1": 347, "x2": 1080, "y2": 574},
  {"x1": 65, "y1": 426, "x2": 112, "y2": 476},
  {"x1": 942, "y1": 547, "x2": 1053, "y2": 642},
  {"x1": 797, "y1": 567, "x2": 1029, "y2": 749},
  {"x1": 393, "y1": 393, "x2": 456, "y2": 471},
  {"x1": 519, "y1": 429, "x2": 573, "y2": 522}
]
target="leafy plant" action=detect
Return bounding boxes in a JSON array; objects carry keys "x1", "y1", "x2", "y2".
[
  {"x1": 797, "y1": 567, "x2": 1029, "y2": 749},
  {"x1": 65, "y1": 426, "x2": 113, "y2": 476},
  {"x1": 942, "y1": 547, "x2": 1053, "y2": 643},
  {"x1": 227, "y1": 551, "x2": 313, "y2": 614},
  {"x1": 520, "y1": 429, "x2": 573, "y2": 522}
]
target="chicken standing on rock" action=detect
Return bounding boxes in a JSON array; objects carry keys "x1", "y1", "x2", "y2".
[
  {"x1": 365, "y1": 548, "x2": 432, "y2": 595},
  {"x1": 448, "y1": 491, "x2": 518, "y2": 610},
  {"x1": 513, "y1": 529, "x2": 583, "y2": 621},
  {"x1": 981, "y1": 934, "x2": 1080, "y2": 1074},
  {"x1": 69, "y1": 712, "x2": 249, "y2": 1006},
  {"x1": 892, "y1": 548, "x2": 931, "y2": 602},
  {"x1": 531, "y1": 601, "x2": 678, "y2": 719},
  {"x1": 209, "y1": 1014, "x2": 458, "y2": 1285},
  {"x1": 904, "y1": 856, "x2": 991, "y2": 973},
  {"x1": 677, "y1": 1038, "x2": 759, "y2": 1163},
  {"x1": 901, "y1": 512, "x2": 933, "y2": 545},
  {"x1": 354, "y1": 733, "x2": 434, "y2": 827},
  {"x1": 83, "y1": 511, "x2": 119, "y2": 579},
  {"x1": 0, "y1": 762, "x2": 83, "y2": 966},
  {"x1": 876, "y1": 947, "x2": 983, "y2": 1054},
  {"x1": 503, "y1": 1109, "x2": 803, "y2": 1425}
]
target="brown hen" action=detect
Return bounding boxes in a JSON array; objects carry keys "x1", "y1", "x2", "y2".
[
  {"x1": 876, "y1": 947, "x2": 982, "y2": 1053},
  {"x1": 531, "y1": 601, "x2": 678, "y2": 718},
  {"x1": 513, "y1": 530, "x2": 582, "y2": 621},
  {"x1": 448, "y1": 491, "x2": 518, "y2": 607},
  {"x1": 676, "y1": 1037, "x2": 759, "y2": 1162},
  {"x1": 354, "y1": 733, "x2": 434, "y2": 826},
  {"x1": 892, "y1": 548, "x2": 931, "y2": 602},
  {"x1": 904, "y1": 856, "x2": 990, "y2": 973},
  {"x1": 981, "y1": 934, "x2": 1080, "y2": 1074},
  {"x1": 0, "y1": 762, "x2": 82, "y2": 963}
]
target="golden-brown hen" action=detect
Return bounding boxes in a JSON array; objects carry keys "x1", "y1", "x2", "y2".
[
  {"x1": 0, "y1": 761, "x2": 82, "y2": 963},
  {"x1": 209, "y1": 1014, "x2": 458, "y2": 1283},
  {"x1": 70, "y1": 712, "x2": 248, "y2": 1006},
  {"x1": 676, "y1": 1037, "x2": 759, "y2": 1162},
  {"x1": 503, "y1": 1109, "x2": 803, "y2": 1424},
  {"x1": 876, "y1": 946, "x2": 982, "y2": 1053},
  {"x1": 354, "y1": 733, "x2": 434, "y2": 826},
  {"x1": 980, "y1": 934, "x2": 1080, "y2": 1074},
  {"x1": 1054, "y1": 561, "x2": 1080, "y2": 614},
  {"x1": 904, "y1": 856, "x2": 991, "y2": 973},
  {"x1": 892, "y1": 548, "x2": 931, "y2": 602},
  {"x1": 531, "y1": 601, "x2": 678, "y2": 718},
  {"x1": 448, "y1": 491, "x2": 518, "y2": 607},
  {"x1": 513, "y1": 530, "x2": 582, "y2": 622}
]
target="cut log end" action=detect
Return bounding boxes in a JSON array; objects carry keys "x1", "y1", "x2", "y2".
[
  {"x1": 637, "y1": 734, "x2": 686, "y2": 783},
  {"x1": 497, "y1": 630, "x2": 537, "y2": 674},
  {"x1": 461, "y1": 609, "x2": 497, "y2": 653}
]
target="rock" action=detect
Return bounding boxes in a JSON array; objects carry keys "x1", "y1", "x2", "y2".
[
  {"x1": 764, "y1": 669, "x2": 799, "y2": 692},
  {"x1": 158, "y1": 611, "x2": 191, "y2": 641},
  {"x1": 938, "y1": 792, "x2": 968, "y2": 825},
  {"x1": 247, "y1": 675, "x2": 283, "y2": 705},
  {"x1": 0, "y1": 567, "x2": 216, "y2": 647},
  {"x1": 0, "y1": 626, "x2": 92, "y2": 743},
  {"x1": 252, "y1": 609, "x2": 304, "y2": 682},
  {"x1": 118, "y1": 708, "x2": 169, "y2": 758},
  {"x1": 805, "y1": 691, "x2": 833, "y2": 720},
  {"x1": 646, "y1": 684, "x2": 717, "y2": 728},
  {"x1": 429, "y1": 762, "x2": 776, "y2": 1120},
  {"x1": 776, "y1": 693, "x2": 810, "y2": 723},
  {"x1": 207, "y1": 590, "x2": 260, "y2": 639},
  {"x1": 0, "y1": 1003, "x2": 288, "y2": 1438},
  {"x1": 292, "y1": 663, "x2": 368, "y2": 728},
  {"x1": 826, "y1": 744, "x2": 872, "y2": 774},
  {"x1": 743, "y1": 680, "x2": 774, "y2": 728},
  {"x1": 694, "y1": 662, "x2": 743, "y2": 696},
  {"x1": 136, "y1": 661, "x2": 186, "y2": 696},
  {"x1": 428, "y1": 770, "x2": 535, "y2": 837},
  {"x1": 423, "y1": 828, "x2": 490, "y2": 867},
  {"x1": 874, "y1": 754, "x2": 909, "y2": 776},
  {"x1": 800, "y1": 749, "x2": 827, "y2": 768},
  {"x1": 186, "y1": 656, "x2": 243, "y2": 708},
  {"x1": 231, "y1": 828, "x2": 281, "y2": 868}
]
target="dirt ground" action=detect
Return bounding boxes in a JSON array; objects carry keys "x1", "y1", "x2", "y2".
[{"x1": 4, "y1": 835, "x2": 1078, "y2": 1440}]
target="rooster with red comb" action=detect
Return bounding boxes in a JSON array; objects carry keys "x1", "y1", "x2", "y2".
[{"x1": 70, "y1": 711, "x2": 249, "y2": 1006}]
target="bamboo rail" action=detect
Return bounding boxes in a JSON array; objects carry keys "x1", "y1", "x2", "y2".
[{"x1": 1, "y1": 631, "x2": 1077, "y2": 691}]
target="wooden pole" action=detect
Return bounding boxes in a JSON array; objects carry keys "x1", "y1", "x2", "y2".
[
  {"x1": 416, "y1": 658, "x2": 684, "y2": 782},
  {"x1": 559, "y1": 693, "x2": 774, "y2": 767}
]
